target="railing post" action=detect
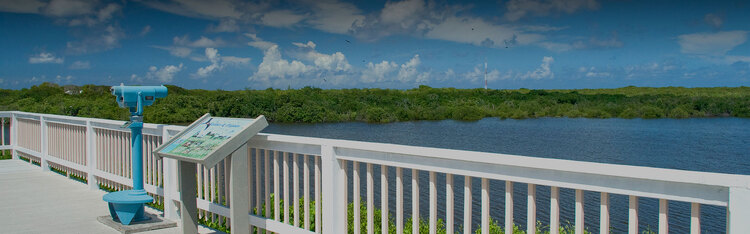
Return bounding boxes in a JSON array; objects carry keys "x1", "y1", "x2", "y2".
[
  {"x1": 11, "y1": 113, "x2": 18, "y2": 160},
  {"x1": 321, "y1": 145, "x2": 346, "y2": 234},
  {"x1": 86, "y1": 121, "x2": 98, "y2": 190},
  {"x1": 727, "y1": 186, "x2": 750, "y2": 233},
  {"x1": 40, "y1": 116, "x2": 49, "y2": 171},
  {"x1": 161, "y1": 126, "x2": 180, "y2": 220}
]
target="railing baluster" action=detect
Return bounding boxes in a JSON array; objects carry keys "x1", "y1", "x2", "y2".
[
  {"x1": 265, "y1": 150, "x2": 270, "y2": 221},
  {"x1": 600, "y1": 192, "x2": 610, "y2": 234},
  {"x1": 629, "y1": 195, "x2": 638, "y2": 234},
  {"x1": 283, "y1": 152, "x2": 290, "y2": 224},
  {"x1": 274, "y1": 151, "x2": 280, "y2": 222},
  {"x1": 353, "y1": 161, "x2": 361, "y2": 234},
  {"x1": 381, "y1": 165, "x2": 389, "y2": 234},
  {"x1": 528, "y1": 184, "x2": 536, "y2": 234},
  {"x1": 481, "y1": 178, "x2": 489, "y2": 234},
  {"x1": 304, "y1": 154, "x2": 310, "y2": 230},
  {"x1": 430, "y1": 171, "x2": 437, "y2": 234},
  {"x1": 549, "y1": 187, "x2": 560, "y2": 234},
  {"x1": 204, "y1": 165, "x2": 210, "y2": 202},
  {"x1": 293, "y1": 153, "x2": 300, "y2": 227},
  {"x1": 446, "y1": 173, "x2": 453, "y2": 234},
  {"x1": 505, "y1": 181, "x2": 513, "y2": 234},
  {"x1": 315, "y1": 156, "x2": 321, "y2": 234},
  {"x1": 576, "y1": 189, "x2": 584, "y2": 234},
  {"x1": 367, "y1": 163, "x2": 374, "y2": 234},
  {"x1": 412, "y1": 169, "x2": 419, "y2": 234},
  {"x1": 256, "y1": 148, "x2": 261, "y2": 216},
  {"x1": 691, "y1": 202, "x2": 700, "y2": 234},
  {"x1": 464, "y1": 176, "x2": 472, "y2": 234},
  {"x1": 659, "y1": 199, "x2": 668, "y2": 234},
  {"x1": 396, "y1": 167, "x2": 403, "y2": 234}
]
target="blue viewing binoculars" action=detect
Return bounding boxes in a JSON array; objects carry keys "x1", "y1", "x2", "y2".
[{"x1": 110, "y1": 84, "x2": 168, "y2": 115}]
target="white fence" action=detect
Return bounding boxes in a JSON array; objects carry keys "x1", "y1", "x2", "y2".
[{"x1": 1, "y1": 110, "x2": 749, "y2": 234}]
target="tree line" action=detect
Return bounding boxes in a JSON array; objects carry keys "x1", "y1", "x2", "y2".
[{"x1": 2, "y1": 82, "x2": 750, "y2": 124}]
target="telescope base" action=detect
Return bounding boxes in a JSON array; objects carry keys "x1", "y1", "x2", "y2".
[{"x1": 103, "y1": 190, "x2": 154, "y2": 225}]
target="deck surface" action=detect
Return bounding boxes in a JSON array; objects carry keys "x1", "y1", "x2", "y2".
[{"x1": 0, "y1": 159, "x2": 222, "y2": 234}]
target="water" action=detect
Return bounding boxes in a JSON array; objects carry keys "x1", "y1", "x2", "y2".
[{"x1": 261, "y1": 118, "x2": 750, "y2": 233}]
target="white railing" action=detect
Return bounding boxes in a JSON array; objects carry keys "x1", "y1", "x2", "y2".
[{"x1": 1, "y1": 110, "x2": 750, "y2": 234}]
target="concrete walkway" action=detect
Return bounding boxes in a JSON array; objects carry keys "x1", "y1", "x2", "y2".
[{"x1": 0, "y1": 159, "x2": 221, "y2": 234}]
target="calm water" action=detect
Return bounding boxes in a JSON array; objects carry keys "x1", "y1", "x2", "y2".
[{"x1": 261, "y1": 118, "x2": 750, "y2": 233}]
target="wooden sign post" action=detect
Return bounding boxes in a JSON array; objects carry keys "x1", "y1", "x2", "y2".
[{"x1": 155, "y1": 113, "x2": 268, "y2": 234}]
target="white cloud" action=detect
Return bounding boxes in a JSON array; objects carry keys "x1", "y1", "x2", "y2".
[
  {"x1": 261, "y1": 10, "x2": 307, "y2": 28},
  {"x1": 360, "y1": 54, "x2": 426, "y2": 83},
  {"x1": 147, "y1": 63, "x2": 184, "y2": 83},
  {"x1": 29, "y1": 52, "x2": 64, "y2": 64},
  {"x1": 140, "y1": 25, "x2": 152, "y2": 36},
  {"x1": 193, "y1": 48, "x2": 251, "y2": 78},
  {"x1": 307, "y1": 0, "x2": 365, "y2": 34},
  {"x1": 153, "y1": 46, "x2": 193, "y2": 58},
  {"x1": 249, "y1": 45, "x2": 314, "y2": 86},
  {"x1": 539, "y1": 32, "x2": 623, "y2": 52},
  {"x1": 361, "y1": 61, "x2": 399, "y2": 83},
  {"x1": 704, "y1": 13, "x2": 723, "y2": 29},
  {"x1": 504, "y1": 0, "x2": 600, "y2": 21},
  {"x1": 291, "y1": 41, "x2": 352, "y2": 72},
  {"x1": 140, "y1": 0, "x2": 242, "y2": 19},
  {"x1": 0, "y1": 0, "x2": 45, "y2": 14},
  {"x1": 66, "y1": 25, "x2": 124, "y2": 54},
  {"x1": 69, "y1": 60, "x2": 90, "y2": 69},
  {"x1": 55, "y1": 75, "x2": 73, "y2": 83},
  {"x1": 174, "y1": 35, "x2": 226, "y2": 48},
  {"x1": 678, "y1": 30, "x2": 747, "y2": 56},
  {"x1": 380, "y1": 0, "x2": 425, "y2": 26},
  {"x1": 245, "y1": 33, "x2": 277, "y2": 51},
  {"x1": 43, "y1": 0, "x2": 95, "y2": 17},
  {"x1": 579, "y1": 66, "x2": 611, "y2": 78},
  {"x1": 222, "y1": 56, "x2": 251, "y2": 65},
  {"x1": 397, "y1": 54, "x2": 421, "y2": 82},
  {"x1": 517, "y1": 56, "x2": 554, "y2": 79},
  {"x1": 463, "y1": 63, "x2": 505, "y2": 83},
  {"x1": 423, "y1": 16, "x2": 543, "y2": 48},
  {"x1": 207, "y1": 19, "x2": 239, "y2": 32}
]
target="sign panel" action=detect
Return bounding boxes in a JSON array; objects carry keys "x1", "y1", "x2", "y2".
[{"x1": 155, "y1": 113, "x2": 268, "y2": 168}]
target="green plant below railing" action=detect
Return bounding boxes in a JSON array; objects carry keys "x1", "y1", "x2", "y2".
[
  {"x1": 69, "y1": 173, "x2": 87, "y2": 184},
  {"x1": 193, "y1": 193, "x2": 594, "y2": 234},
  {"x1": 0, "y1": 150, "x2": 11, "y2": 160},
  {"x1": 49, "y1": 166, "x2": 67, "y2": 176},
  {"x1": 19, "y1": 156, "x2": 30, "y2": 162}
]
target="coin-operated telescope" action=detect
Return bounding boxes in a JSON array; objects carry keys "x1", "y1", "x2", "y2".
[
  {"x1": 111, "y1": 84, "x2": 168, "y2": 116},
  {"x1": 103, "y1": 84, "x2": 167, "y2": 225}
]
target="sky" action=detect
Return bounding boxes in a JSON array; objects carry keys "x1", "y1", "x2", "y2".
[{"x1": 0, "y1": 0, "x2": 749, "y2": 90}]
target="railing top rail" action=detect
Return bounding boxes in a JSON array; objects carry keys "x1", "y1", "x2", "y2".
[
  {"x1": 5, "y1": 110, "x2": 749, "y2": 190},
  {"x1": 1, "y1": 111, "x2": 165, "y2": 130}
]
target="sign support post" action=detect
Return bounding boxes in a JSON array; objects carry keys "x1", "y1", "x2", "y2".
[
  {"x1": 229, "y1": 143, "x2": 250, "y2": 234},
  {"x1": 178, "y1": 160, "x2": 199, "y2": 234}
]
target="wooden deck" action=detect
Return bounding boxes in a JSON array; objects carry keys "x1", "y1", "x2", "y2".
[{"x1": 0, "y1": 159, "x2": 220, "y2": 234}]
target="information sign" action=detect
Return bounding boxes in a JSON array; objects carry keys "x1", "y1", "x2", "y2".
[{"x1": 155, "y1": 113, "x2": 268, "y2": 168}]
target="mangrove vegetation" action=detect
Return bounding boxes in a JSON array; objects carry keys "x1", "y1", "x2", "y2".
[{"x1": 2, "y1": 82, "x2": 750, "y2": 124}]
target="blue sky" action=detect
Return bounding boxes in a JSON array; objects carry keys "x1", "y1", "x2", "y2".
[{"x1": 1, "y1": 0, "x2": 749, "y2": 90}]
